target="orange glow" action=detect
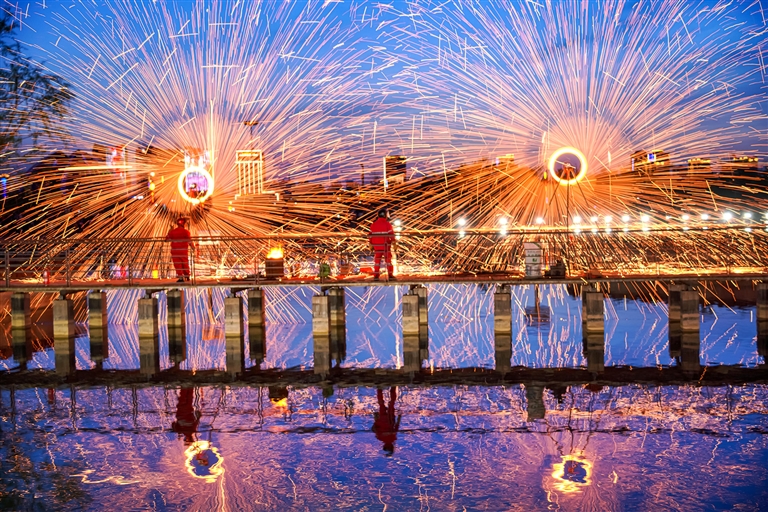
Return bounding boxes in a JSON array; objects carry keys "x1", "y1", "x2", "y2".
[
  {"x1": 267, "y1": 247, "x2": 284, "y2": 259},
  {"x1": 548, "y1": 147, "x2": 588, "y2": 185},
  {"x1": 184, "y1": 441, "x2": 224, "y2": 483},
  {"x1": 550, "y1": 455, "x2": 592, "y2": 493},
  {"x1": 177, "y1": 165, "x2": 214, "y2": 205}
]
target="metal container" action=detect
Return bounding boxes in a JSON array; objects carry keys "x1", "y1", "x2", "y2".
[{"x1": 265, "y1": 258, "x2": 284, "y2": 279}]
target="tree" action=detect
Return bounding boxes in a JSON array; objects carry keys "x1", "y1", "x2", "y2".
[{"x1": 0, "y1": 13, "x2": 73, "y2": 154}]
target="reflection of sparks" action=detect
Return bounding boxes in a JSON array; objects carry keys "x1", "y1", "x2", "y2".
[
  {"x1": 184, "y1": 440, "x2": 224, "y2": 483},
  {"x1": 550, "y1": 455, "x2": 592, "y2": 494}
]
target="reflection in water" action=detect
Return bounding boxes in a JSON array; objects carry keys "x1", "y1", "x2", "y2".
[{"x1": 1, "y1": 284, "x2": 768, "y2": 508}]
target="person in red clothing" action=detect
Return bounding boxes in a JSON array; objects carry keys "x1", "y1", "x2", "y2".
[
  {"x1": 165, "y1": 218, "x2": 195, "y2": 282},
  {"x1": 171, "y1": 387, "x2": 201, "y2": 445},
  {"x1": 369, "y1": 209, "x2": 395, "y2": 281},
  {"x1": 372, "y1": 387, "x2": 401, "y2": 455}
]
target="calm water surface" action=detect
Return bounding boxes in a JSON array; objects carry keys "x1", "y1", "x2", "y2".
[{"x1": 1, "y1": 284, "x2": 767, "y2": 510}]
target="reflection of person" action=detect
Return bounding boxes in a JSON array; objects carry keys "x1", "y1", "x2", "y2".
[
  {"x1": 372, "y1": 387, "x2": 401, "y2": 455},
  {"x1": 172, "y1": 387, "x2": 201, "y2": 445},
  {"x1": 165, "y1": 218, "x2": 195, "y2": 282},
  {"x1": 369, "y1": 209, "x2": 395, "y2": 281}
]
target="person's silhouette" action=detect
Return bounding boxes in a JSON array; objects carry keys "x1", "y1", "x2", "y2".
[
  {"x1": 373, "y1": 387, "x2": 401, "y2": 455},
  {"x1": 171, "y1": 387, "x2": 201, "y2": 445}
]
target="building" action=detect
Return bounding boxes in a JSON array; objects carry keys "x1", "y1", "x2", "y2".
[
  {"x1": 631, "y1": 149, "x2": 670, "y2": 174},
  {"x1": 383, "y1": 155, "x2": 407, "y2": 189},
  {"x1": 235, "y1": 149, "x2": 264, "y2": 195},
  {"x1": 722, "y1": 156, "x2": 759, "y2": 176},
  {"x1": 687, "y1": 158, "x2": 711, "y2": 173},
  {"x1": 496, "y1": 154, "x2": 515, "y2": 167}
]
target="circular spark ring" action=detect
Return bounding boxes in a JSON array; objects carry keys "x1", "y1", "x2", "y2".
[
  {"x1": 177, "y1": 165, "x2": 214, "y2": 205},
  {"x1": 548, "y1": 147, "x2": 587, "y2": 186}
]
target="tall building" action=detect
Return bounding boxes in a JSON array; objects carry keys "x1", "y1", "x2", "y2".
[
  {"x1": 236, "y1": 149, "x2": 264, "y2": 195},
  {"x1": 723, "y1": 156, "x2": 759, "y2": 176},
  {"x1": 383, "y1": 155, "x2": 407, "y2": 189}
]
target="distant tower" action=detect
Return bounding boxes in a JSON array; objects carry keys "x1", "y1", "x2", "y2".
[
  {"x1": 236, "y1": 150, "x2": 264, "y2": 195},
  {"x1": 383, "y1": 155, "x2": 407, "y2": 190}
]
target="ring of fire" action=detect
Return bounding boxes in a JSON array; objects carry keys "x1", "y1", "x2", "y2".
[
  {"x1": 548, "y1": 146, "x2": 588, "y2": 185},
  {"x1": 177, "y1": 165, "x2": 214, "y2": 205}
]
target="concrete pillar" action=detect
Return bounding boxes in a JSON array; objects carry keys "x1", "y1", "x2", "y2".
[
  {"x1": 224, "y1": 295, "x2": 244, "y2": 338},
  {"x1": 10, "y1": 292, "x2": 30, "y2": 330},
  {"x1": 583, "y1": 291, "x2": 604, "y2": 334},
  {"x1": 669, "y1": 323, "x2": 681, "y2": 359},
  {"x1": 53, "y1": 298, "x2": 75, "y2": 340},
  {"x1": 314, "y1": 333, "x2": 330, "y2": 376},
  {"x1": 494, "y1": 288, "x2": 512, "y2": 335},
  {"x1": 584, "y1": 333, "x2": 605, "y2": 374},
  {"x1": 668, "y1": 284, "x2": 686, "y2": 323},
  {"x1": 328, "y1": 287, "x2": 346, "y2": 328},
  {"x1": 403, "y1": 334, "x2": 421, "y2": 373},
  {"x1": 248, "y1": 288, "x2": 267, "y2": 366},
  {"x1": 225, "y1": 332, "x2": 245, "y2": 377},
  {"x1": 139, "y1": 334, "x2": 160, "y2": 376},
  {"x1": 402, "y1": 294, "x2": 419, "y2": 336},
  {"x1": 415, "y1": 286, "x2": 428, "y2": 325},
  {"x1": 11, "y1": 327, "x2": 29, "y2": 370},
  {"x1": 167, "y1": 289, "x2": 185, "y2": 330},
  {"x1": 757, "y1": 283, "x2": 768, "y2": 322},
  {"x1": 54, "y1": 335, "x2": 76, "y2": 376},
  {"x1": 312, "y1": 295, "x2": 330, "y2": 337},
  {"x1": 138, "y1": 295, "x2": 159, "y2": 376},
  {"x1": 525, "y1": 384, "x2": 546, "y2": 421},
  {"x1": 679, "y1": 332, "x2": 701, "y2": 375},
  {"x1": 248, "y1": 288, "x2": 266, "y2": 330},
  {"x1": 138, "y1": 297, "x2": 159, "y2": 338},
  {"x1": 88, "y1": 292, "x2": 108, "y2": 367},
  {"x1": 494, "y1": 332, "x2": 511, "y2": 374},
  {"x1": 680, "y1": 290, "x2": 700, "y2": 332},
  {"x1": 757, "y1": 321, "x2": 768, "y2": 362},
  {"x1": 168, "y1": 324, "x2": 187, "y2": 366},
  {"x1": 581, "y1": 285, "x2": 594, "y2": 322},
  {"x1": 330, "y1": 325, "x2": 347, "y2": 366}
]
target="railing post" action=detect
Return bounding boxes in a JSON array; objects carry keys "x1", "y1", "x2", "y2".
[{"x1": 65, "y1": 246, "x2": 71, "y2": 287}]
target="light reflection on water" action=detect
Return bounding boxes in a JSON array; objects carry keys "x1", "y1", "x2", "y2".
[{"x1": 1, "y1": 284, "x2": 767, "y2": 509}]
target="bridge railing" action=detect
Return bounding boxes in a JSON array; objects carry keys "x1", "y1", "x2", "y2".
[{"x1": 1, "y1": 225, "x2": 767, "y2": 286}]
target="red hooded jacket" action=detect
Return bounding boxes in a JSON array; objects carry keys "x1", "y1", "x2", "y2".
[{"x1": 369, "y1": 217, "x2": 394, "y2": 251}]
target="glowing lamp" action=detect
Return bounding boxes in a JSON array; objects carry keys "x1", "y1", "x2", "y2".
[
  {"x1": 701, "y1": 214, "x2": 709, "y2": 221},
  {"x1": 722, "y1": 212, "x2": 733, "y2": 221},
  {"x1": 640, "y1": 215, "x2": 650, "y2": 223},
  {"x1": 535, "y1": 217, "x2": 544, "y2": 225},
  {"x1": 621, "y1": 215, "x2": 630, "y2": 223},
  {"x1": 457, "y1": 217, "x2": 467, "y2": 227},
  {"x1": 590, "y1": 216, "x2": 598, "y2": 223},
  {"x1": 573, "y1": 216, "x2": 582, "y2": 224}
]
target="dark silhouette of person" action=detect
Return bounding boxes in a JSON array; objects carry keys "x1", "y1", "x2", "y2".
[
  {"x1": 165, "y1": 218, "x2": 195, "y2": 282},
  {"x1": 373, "y1": 387, "x2": 401, "y2": 455},
  {"x1": 171, "y1": 387, "x2": 201, "y2": 445}
]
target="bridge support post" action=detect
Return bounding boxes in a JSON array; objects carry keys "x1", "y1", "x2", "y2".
[
  {"x1": 402, "y1": 293, "x2": 419, "y2": 336},
  {"x1": 583, "y1": 291, "x2": 604, "y2": 334},
  {"x1": 328, "y1": 287, "x2": 346, "y2": 329},
  {"x1": 11, "y1": 326, "x2": 29, "y2": 370},
  {"x1": 10, "y1": 292, "x2": 30, "y2": 331},
  {"x1": 758, "y1": 321, "x2": 768, "y2": 362},
  {"x1": 757, "y1": 283, "x2": 768, "y2": 322},
  {"x1": 494, "y1": 331, "x2": 512, "y2": 374},
  {"x1": 248, "y1": 288, "x2": 267, "y2": 366},
  {"x1": 167, "y1": 289, "x2": 185, "y2": 330},
  {"x1": 404, "y1": 325, "x2": 429, "y2": 374},
  {"x1": 88, "y1": 292, "x2": 109, "y2": 367},
  {"x1": 525, "y1": 384, "x2": 545, "y2": 421},
  {"x1": 138, "y1": 296, "x2": 159, "y2": 376},
  {"x1": 312, "y1": 294, "x2": 330, "y2": 337},
  {"x1": 494, "y1": 285, "x2": 512, "y2": 335},
  {"x1": 680, "y1": 331, "x2": 701, "y2": 375},
  {"x1": 583, "y1": 333, "x2": 605, "y2": 374},
  {"x1": 680, "y1": 290, "x2": 700, "y2": 332},
  {"x1": 668, "y1": 284, "x2": 686, "y2": 323},
  {"x1": 224, "y1": 293, "x2": 244, "y2": 338},
  {"x1": 53, "y1": 297, "x2": 75, "y2": 375}
]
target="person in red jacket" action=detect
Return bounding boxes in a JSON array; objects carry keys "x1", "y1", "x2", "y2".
[
  {"x1": 372, "y1": 387, "x2": 401, "y2": 455},
  {"x1": 165, "y1": 218, "x2": 195, "y2": 282},
  {"x1": 369, "y1": 209, "x2": 395, "y2": 281}
]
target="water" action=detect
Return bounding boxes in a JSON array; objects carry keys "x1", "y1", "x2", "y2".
[{"x1": 1, "y1": 284, "x2": 767, "y2": 510}]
